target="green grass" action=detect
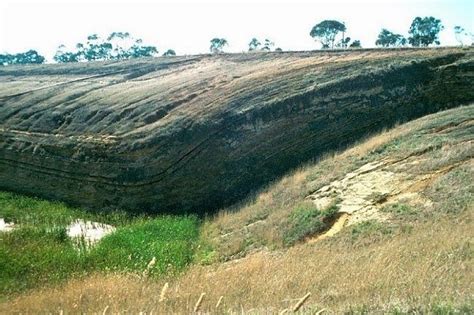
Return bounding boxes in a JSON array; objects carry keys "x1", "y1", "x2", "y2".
[
  {"x1": 350, "y1": 220, "x2": 393, "y2": 241},
  {"x1": 427, "y1": 302, "x2": 473, "y2": 315},
  {"x1": 0, "y1": 191, "x2": 199, "y2": 296},
  {"x1": 0, "y1": 190, "x2": 133, "y2": 227},
  {"x1": 283, "y1": 201, "x2": 339, "y2": 245},
  {"x1": 381, "y1": 203, "x2": 418, "y2": 216},
  {"x1": 0, "y1": 225, "x2": 84, "y2": 294},
  {"x1": 89, "y1": 217, "x2": 198, "y2": 275},
  {"x1": 345, "y1": 302, "x2": 473, "y2": 315}
]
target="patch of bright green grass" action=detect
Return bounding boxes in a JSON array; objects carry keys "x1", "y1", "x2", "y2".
[
  {"x1": 283, "y1": 201, "x2": 339, "y2": 245},
  {"x1": 0, "y1": 191, "x2": 132, "y2": 227},
  {"x1": 0, "y1": 226, "x2": 86, "y2": 293},
  {"x1": 88, "y1": 216, "x2": 198, "y2": 275},
  {"x1": 0, "y1": 191, "x2": 200, "y2": 296}
]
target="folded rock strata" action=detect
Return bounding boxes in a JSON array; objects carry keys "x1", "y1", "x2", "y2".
[{"x1": 1, "y1": 48, "x2": 473, "y2": 213}]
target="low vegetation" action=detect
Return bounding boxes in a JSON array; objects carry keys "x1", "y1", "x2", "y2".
[
  {"x1": 0, "y1": 192, "x2": 199, "y2": 296},
  {"x1": 283, "y1": 201, "x2": 339, "y2": 245},
  {"x1": 89, "y1": 217, "x2": 198, "y2": 276},
  {"x1": 349, "y1": 220, "x2": 394, "y2": 241}
]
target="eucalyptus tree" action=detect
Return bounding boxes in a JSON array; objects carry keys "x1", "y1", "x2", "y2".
[
  {"x1": 210, "y1": 38, "x2": 228, "y2": 54},
  {"x1": 53, "y1": 32, "x2": 158, "y2": 63},
  {"x1": 408, "y1": 16, "x2": 443, "y2": 47},
  {"x1": 262, "y1": 39, "x2": 274, "y2": 51},
  {"x1": 310, "y1": 20, "x2": 346, "y2": 49},
  {"x1": 0, "y1": 50, "x2": 45, "y2": 65},
  {"x1": 248, "y1": 38, "x2": 261, "y2": 51},
  {"x1": 375, "y1": 29, "x2": 407, "y2": 47},
  {"x1": 163, "y1": 49, "x2": 176, "y2": 56}
]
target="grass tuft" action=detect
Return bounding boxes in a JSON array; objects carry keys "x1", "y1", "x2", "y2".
[
  {"x1": 283, "y1": 201, "x2": 339, "y2": 245},
  {"x1": 381, "y1": 203, "x2": 418, "y2": 216},
  {"x1": 350, "y1": 220, "x2": 393, "y2": 241}
]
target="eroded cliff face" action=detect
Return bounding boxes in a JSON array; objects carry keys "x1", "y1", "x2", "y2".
[{"x1": 1, "y1": 48, "x2": 473, "y2": 214}]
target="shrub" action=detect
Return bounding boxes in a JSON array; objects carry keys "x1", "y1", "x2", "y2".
[{"x1": 283, "y1": 201, "x2": 339, "y2": 245}]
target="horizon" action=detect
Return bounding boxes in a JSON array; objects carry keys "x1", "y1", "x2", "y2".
[{"x1": 1, "y1": 0, "x2": 473, "y2": 62}]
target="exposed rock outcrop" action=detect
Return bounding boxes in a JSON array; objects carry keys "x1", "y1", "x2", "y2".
[{"x1": 1, "y1": 48, "x2": 473, "y2": 213}]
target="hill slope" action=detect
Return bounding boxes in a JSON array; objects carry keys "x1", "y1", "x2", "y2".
[
  {"x1": 202, "y1": 104, "x2": 473, "y2": 260},
  {"x1": 1, "y1": 48, "x2": 473, "y2": 213},
  {"x1": 1, "y1": 105, "x2": 472, "y2": 314}
]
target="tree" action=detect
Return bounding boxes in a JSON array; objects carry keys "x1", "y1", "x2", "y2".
[
  {"x1": 262, "y1": 39, "x2": 274, "y2": 51},
  {"x1": 128, "y1": 40, "x2": 158, "y2": 58},
  {"x1": 310, "y1": 20, "x2": 346, "y2": 49},
  {"x1": 375, "y1": 29, "x2": 407, "y2": 47},
  {"x1": 53, "y1": 45, "x2": 80, "y2": 63},
  {"x1": 77, "y1": 34, "x2": 114, "y2": 61},
  {"x1": 248, "y1": 38, "x2": 261, "y2": 51},
  {"x1": 408, "y1": 16, "x2": 443, "y2": 47},
  {"x1": 107, "y1": 32, "x2": 130, "y2": 41},
  {"x1": 454, "y1": 26, "x2": 465, "y2": 45},
  {"x1": 53, "y1": 32, "x2": 158, "y2": 63},
  {"x1": 275, "y1": 47, "x2": 283, "y2": 52},
  {"x1": 0, "y1": 54, "x2": 11, "y2": 65},
  {"x1": 0, "y1": 50, "x2": 45, "y2": 65},
  {"x1": 210, "y1": 38, "x2": 228, "y2": 54},
  {"x1": 163, "y1": 49, "x2": 176, "y2": 56},
  {"x1": 14, "y1": 50, "x2": 45, "y2": 64},
  {"x1": 453, "y1": 26, "x2": 473, "y2": 46},
  {"x1": 107, "y1": 32, "x2": 133, "y2": 59},
  {"x1": 349, "y1": 40, "x2": 362, "y2": 48},
  {"x1": 248, "y1": 38, "x2": 277, "y2": 52},
  {"x1": 337, "y1": 37, "x2": 351, "y2": 48}
]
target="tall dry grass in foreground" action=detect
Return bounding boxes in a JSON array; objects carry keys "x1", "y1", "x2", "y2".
[{"x1": 2, "y1": 211, "x2": 472, "y2": 314}]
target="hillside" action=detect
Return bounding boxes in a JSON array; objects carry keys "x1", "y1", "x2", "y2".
[
  {"x1": 1, "y1": 48, "x2": 473, "y2": 214},
  {"x1": 1, "y1": 105, "x2": 472, "y2": 313}
]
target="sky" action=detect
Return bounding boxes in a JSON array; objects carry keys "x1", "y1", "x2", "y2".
[{"x1": 0, "y1": 0, "x2": 473, "y2": 61}]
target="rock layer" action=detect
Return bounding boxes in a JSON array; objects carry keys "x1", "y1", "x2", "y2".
[{"x1": 1, "y1": 48, "x2": 473, "y2": 213}]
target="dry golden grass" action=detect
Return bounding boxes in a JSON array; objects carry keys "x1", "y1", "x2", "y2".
[{"x1": 2, "y1": 211, "x2": 472, "y2": 314}]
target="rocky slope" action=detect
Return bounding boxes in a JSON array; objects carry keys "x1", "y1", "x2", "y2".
[{"x1": 0, "y1": 48, "x2": 473, "y2": 213}]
